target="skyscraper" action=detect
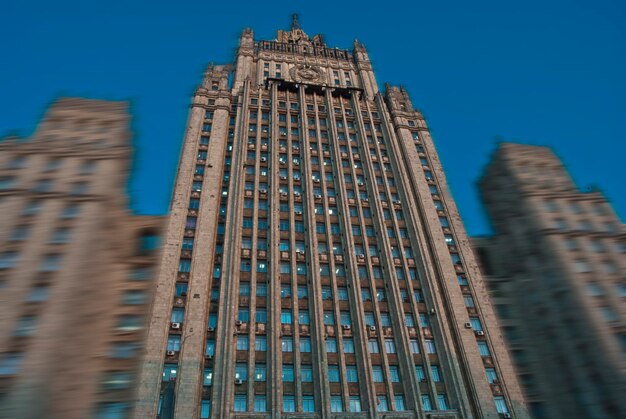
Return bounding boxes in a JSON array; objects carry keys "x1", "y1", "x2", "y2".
[
  {"x1": 0, "y1": 98, "x2": 163, "y2": 418},
  {"x1": 136, "y1": 17, "x2": 528, "y2": 419},
  {"x1": 475, "y1": 142, "x2": 625, "y2": 419}
]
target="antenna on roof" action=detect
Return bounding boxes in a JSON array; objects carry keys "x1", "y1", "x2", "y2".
[{"x1": 291, "y1": 13, "x2": 300, "y2": 30}]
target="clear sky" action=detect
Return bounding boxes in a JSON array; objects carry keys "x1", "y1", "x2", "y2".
[{"x1": 2, "y1": 0, "x2": 624, "y2": 235}]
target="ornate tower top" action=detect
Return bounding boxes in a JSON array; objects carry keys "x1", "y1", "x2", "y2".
[{"x1": 275, "y1": 14, "x2": 326, "y2": 47}]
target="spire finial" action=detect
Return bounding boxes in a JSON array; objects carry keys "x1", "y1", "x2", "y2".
[{"x1": 291, "y1": 13, "x2": 300, "y2": 30}]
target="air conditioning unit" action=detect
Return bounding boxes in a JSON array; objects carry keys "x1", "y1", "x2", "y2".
[
  {"x1": 295, "y1": 211, "x2": 303, "y2": 215},
  {"x1": 357, "y1": 182, "x2": 364, "y2": 186},
  {"x1": 206, "y1": 355, "x2": 213, "y2": 360},
  {"x1": 475, "y1": 330, "x2": 485, "y2": 336},
  {"x1": 260, "y1": 157, "x2": 267, "y2": 162},
  {"x1": 296, "y1": 250, "x2": 305, "y2": 254},
  {"x1": 314, "y1": 194, "x2": 322, "y2": 199},
  {"x1": 368, "y1": 325, "x2": 376, "y2": 331},
  {"x1": 361, "y1": 198, "x2": 369, "y2": 202},
  {"x1": 294, "y1": 192, "x2": 301, "y2": 197},
  {"x1": 464, "y1": 322, "x2": 472, "y2": 329},
  {"x1": 171, "y1": 322, "x2": 181, "y2": 329},
  {"x1": 420, "y1": 378, "x2": 427, "y2": 383},
  {"x1": 259, "y1": 189, "x2": 267, "y2": 194},
  {"x1": 394, "y1": 200, "x2": 401, "y2": 205},
  {"x1": 235, "y1": 378, "x2": 243, "y2": 385},
  {"x1": 429, "y1": 308, "x2": 436, "y2": 315},
  {"x1": 280, "y1": 176, "x2": 287, "y2": 180},
  {"x1": 207, "y1": 327, "x2": 215, "y2": 332},
  {"x1": 235, "y1": 320, "x2": 242, "y2": 327},
  {"x1": 342, "y1": 325, "x2": 351, "y2": 330},
  {"x1": 313, "y1": 179, "x2": 320, "y2": 183},
  {"x1": 166, "y1": 350, "x2": 176, "y2": 356},
  {"x1": 180, "y1": 291, "x2": 188, "y2": 297},
  {"x1": 500, "y1": 414, "x2": 511, "y2": 419},
  {"x1": 281, "y1": 192, "x2": 288, "y2": 197}
]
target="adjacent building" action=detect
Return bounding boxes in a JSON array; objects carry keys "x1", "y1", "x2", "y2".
[
  {"x1": 475, "y1": 142, "x2": 625, "y2": 419},
  {"x1": 135, "y1": 17, "x2": 529, "y2": 419},
  {"x1": 0, "y1": 98, "x2": 163, "y2": 418}
]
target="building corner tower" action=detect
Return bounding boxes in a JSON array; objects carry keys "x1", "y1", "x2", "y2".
[{"x1": 135, "y1": 17, "x2": 529, "y2": 419}]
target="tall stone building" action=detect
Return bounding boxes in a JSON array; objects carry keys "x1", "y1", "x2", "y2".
[
  {"x1": 475, "y1": 142, "x2": 625, "y2": 419},
  {"x1": 0, "y1": 98, "x2": 163, "y2": 418},
  {"x1": 136, "y1": 17, "x2": 529, "y2": 419}
]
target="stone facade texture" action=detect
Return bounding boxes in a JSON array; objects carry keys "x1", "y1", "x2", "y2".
[
  {"x1": 475, "y1": 142, "x2": 625, "y2": 419},
  {"x1": 0, "y1": 98, "x2": 163, "y2": 418},
  {"x1": 135, "y1": 18, "x2": 529, "y2": 419}
]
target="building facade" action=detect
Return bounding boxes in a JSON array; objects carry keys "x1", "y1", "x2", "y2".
[
  {"x1": 135, "y1": 17, "x2": 528, "y2": 419},
  {"x1": 475, "y1": 142, "x2": 626, "y2": 419},
  {"x1": 0, "y1": 98, "x2": 163, "y2": 418}
]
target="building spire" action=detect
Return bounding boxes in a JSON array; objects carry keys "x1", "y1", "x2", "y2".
[{"x1": 291, "y1": 13, "x2": 300, "y2": 30}]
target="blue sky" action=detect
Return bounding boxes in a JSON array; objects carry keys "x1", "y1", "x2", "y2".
[{"x1": 1, "y1": 0, "x2": 624, "y2": 235}]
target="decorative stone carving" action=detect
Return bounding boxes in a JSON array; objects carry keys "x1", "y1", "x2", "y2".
[{"x1": 289, "y1": 64, "x2": 325, "y2": 83}]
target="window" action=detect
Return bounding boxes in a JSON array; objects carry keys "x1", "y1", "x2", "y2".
[
  {"x1": 255, "y1": 336, "x2": 267, "y2": 351},
  {"x1": 236, "y1": 336, "x2": 249, "y2": 351},
  {"x1": 0, "y1": 251, "x2": 19, "y2": 270},
  {"x1": 281, "y1": 310, "x2": 292, "y2": 324},
  {"x1": 415, "y1": 365, "x2": 426, "y2": 381},
  {"x1": 238, "y1": 308, "x2": 249, "y2": 322},
  {"x1": 384, "y1": 339, "x2": 396, "y2": 353},
  {"x1": 346, "y1": 365, "x2": 358, "y2": 382},
  {"x1": 256, "y1": 309, "x2": 267, "y2": 323},
  {"x1": 323, "y1": 365, "x2": 339, "y2": 384},
  {"x1": 203, "y1": 368, "x2": 213, "y2": 386},
  {"x1": 425, "y1": 339, "x2": 436, "y2": 354},
  {"x1": 235, "y1": 363, "x2": 248, "y2": 381},
  {"x1": 470, "y1": 317, "x2": 483, "y2": 331},
  {"x1": 167, "y1": 335, "x2": 181, "y2": 352},
  {"x1": 300, "y1": 337, "x2": 312, "y2": 353},
  {"x1": 368, "y1": 339, "x2": 380, "y2": 353},
  {"x1": 331, "y1": 396, "x2": 343, "y2": 412},
  {"x1": 13, "y1": 316, "x2": 37, "y2": 337},
  {"x1": 349, "y1": 396, "x2": 362, "y2": 412},
  {"x1": 283, "y1": 395, "x2": 295, "y2": 412},
  {"x1": 124, "y1": 290, "x2": 146, "y2": 305},
  {"x1": 116, "y1": 315, "x2": 141, "y2": 332},
  {"x1": 301, "y1": 365, "x2": 313, "y2": 382},
  {"x1": 326, "y1": 338, "x2": 337, "y2": 353},
  {"x1": 494, "y1": 396, "x2": 509, "y2": 414},
  {"x1": 282, "y1": 364, "x2": 294, "y2": 382},
  {"x1": 302, "y1": 395, "x2": 315, "y2": 412},
  {"x1": 254, "y1": 395, "x2": 267, "y2": 412},
  {"x1": 280, "y1": 284, "x2": 291, "y2": 298},
  {"x1": 437, "y1": 394, "x2": 449, "y2": 410},
  {"x1": 574, "y1": 260, "x2": 592, "y2": 273},
  {"x1": 410, "y1": 339, "x2": 420, "y2": 354},
  {"x1": 324, "y1": 311, "x2": 335, "y2": 325},
  {"x1": 299, "y1": 310, "x2": 310, "y2": 325},
  {"x1": 162, "y1": 364, "x2": 177, "y2": 382},
  {"x1": 344, "y1": 338, "x2": 355, "y2": 353},
  {"x1": 395, "y1": 395, "x2": 407, "y2": 411},
  {"x1": 201, "y1": 338, "x2": 215, "y2": 357},
  {"x1": 431, "y1": 365, "x2": 442, "y2": 382},
  {"x1": 478, "y1": 341, "x2": 490, "y2": 356},
  {"x1": 234, "y1": 395, "x2": 247, "y2": 412},
  {"x1": 40, "y1": 254, "x2": 62, "y2": 272},
  {"x1": 421, "y1": 395, "x2": 433, "y2": 411},
  {"x1": 282, "y1": 337, "x2": 293, "y2": 352},
  {"x1": 377, "y1": 395, "x2": 388, "y2": 412}
]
